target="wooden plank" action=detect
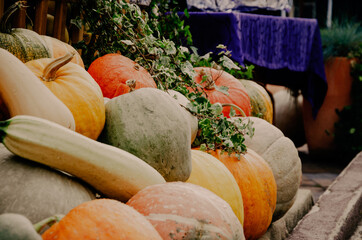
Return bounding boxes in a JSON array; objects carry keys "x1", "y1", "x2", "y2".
[
  {"x1": 34, "y1": 0, "x2": 49, "y2": 35},
  {"x1": 53, "y1": 0, "x2": 67, "y2": 41},
  {"x1": 13, "y1": 0, "x2": 27, "y2": 28},
  {"x1": 0, "y1": 0, "x2": 4, "y2": 20}
]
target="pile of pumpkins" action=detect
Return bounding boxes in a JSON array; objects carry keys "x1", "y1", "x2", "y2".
[{"x1": 0, "y1": 20, "x2": 302, "y2": 240}]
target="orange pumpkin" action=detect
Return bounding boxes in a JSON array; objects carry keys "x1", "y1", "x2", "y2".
[
  {"x1": 192, "y1": 67, "x2": 251, "y2": 117},
  {"x1": 87, "y1": 53, "x2": 157, "y2": 98},
  {"x1": 42, "y1": 199, "x2": 162, "y2": 240},
  {"x1": 127, "y1": 182, "x2": 245, "y2": 240},
  {"x1": 25, "y1": 53, "x2": 105, "y2": 140},
  {"x1": 208, "y1": 148, "x2": 277, "y2": 240},
  {"x1": 41, "y1": 35, "x2": 84, "y2": 68}
]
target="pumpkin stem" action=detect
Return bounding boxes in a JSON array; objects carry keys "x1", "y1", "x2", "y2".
[
  {"x1": 41, "y1": 52, "x2": 75, "y2": 82},
  {"x1": 0, "y1": 119, "x2": 10, "y2": 143},
  {"x1": 33, "y1": 214, "x2": 64, "y2": 233},
  {"x1": 0, "y1": 1, "x2": 27, "y2": 33},
  {"x1": 199, "y1": 69, "x2": 215, "y2": 90},
  {"x1": 221, "y1": 103, "x2": 247, "y2": 117},
  {"x1": 126, "y1": 79, "x2": 136, "y2": 92}
]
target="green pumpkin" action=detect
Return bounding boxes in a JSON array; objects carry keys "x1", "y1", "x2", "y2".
[
  {"x1": 240, "y1": 80, "x2": 273, "y2": 124},
  {"x1": 0, "y1": 3, "x2": 51, "y2": 62},
  {"x1": 99, "y1": 88, "x2": 192, "y2": 182}
]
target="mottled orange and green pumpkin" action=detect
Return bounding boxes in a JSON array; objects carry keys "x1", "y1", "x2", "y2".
[
  {"x1": 42, "y1": 199, "x2": 163, "y2": 240},
  {"x1": 127, "y1": 182, "x2": 245, "y2": 240},
  {"x1": 208, "y1": 148, "x2": 277, "y2": 240},
  {"x1": 87, "y1": 53, "x2": 157, "y2": 98},
  {"x1": 240, "y1": 79, "x2": 273, "y2": 124}
]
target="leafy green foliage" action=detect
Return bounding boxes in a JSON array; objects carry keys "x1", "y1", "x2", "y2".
[
  {"x1": 71, "y1": 0, "x2": 254, "y2": 155},
  {"x1": 321, "y1": 20, "x2": 362, "y2": 60},
  {"x1": 334, "y1": 44, "x2": 362, "y2": 160}
]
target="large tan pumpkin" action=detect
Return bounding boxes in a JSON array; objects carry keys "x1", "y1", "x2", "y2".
[
  {"x1": 242, "y1": 116, "x2": 302, "y2": 221},
  {"x1": 186, "y1": 149, "x2": 244, "y2": 226}
]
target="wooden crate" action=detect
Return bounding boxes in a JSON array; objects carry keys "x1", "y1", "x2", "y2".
[{"x1": 0, "y1": 0, "x2": 83, "y2": 43}]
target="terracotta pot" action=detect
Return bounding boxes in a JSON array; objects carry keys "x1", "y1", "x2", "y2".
[{"x1": 303, "y1": 57, "x2": 353, "y2": 158}]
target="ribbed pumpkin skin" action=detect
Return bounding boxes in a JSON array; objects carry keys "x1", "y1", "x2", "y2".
[
  {"x1": 186, "y1": 150, "x2": 244, "y2": 226},
  {"x1": 41, "y1": 35, "x2": 84, "y2": 68},
  {"x1": 127, "y1": 182, "x2": 245, "y2": 240},
  {"x1": 0, "y1": 28, "x2": 51, "y2": 62},
  {"x1": 25, "y1": 59, "x2": 105, "y2": 140},
  {"x1": 0, "y1": 144, "x2": 95, "y2": 224},
  {"x1": 242, "y1": 117, "x2": 302, "y2": 221},
  {"x1": 193, "y1": 67, "x2": 251, "y2": 118},
  {"x1": 209, "y1": 149, "x2": 277, "y2": 240},
  {"x1": 240, "y1": 80, "x2": 273, "y2": 124},
  {"x1": 42, "y1": 199, "x2": 162, "y2": 240},
  {"x1": 87, "y1": 53, "x2": 157, "y2": 98}
]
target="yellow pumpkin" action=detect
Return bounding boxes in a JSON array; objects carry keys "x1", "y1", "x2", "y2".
[
  {"x1": 25, "y1": 52, "x2": 105, "y2": 140},
  {"x1": 186, "y1": 150, "x2": 244, "y2": 226}
]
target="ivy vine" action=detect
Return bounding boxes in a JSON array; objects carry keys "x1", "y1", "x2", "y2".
[{"x1": 71, "y1": 0, "x2": 255, "y2": 156}]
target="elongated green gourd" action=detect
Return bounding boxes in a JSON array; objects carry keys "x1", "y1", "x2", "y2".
[
  {"x1": 0, "y1": 115, "x2": 166, "y2": 202},
  {"x1": 0, "y1": 48, "x2": 75, "y2": 130}
]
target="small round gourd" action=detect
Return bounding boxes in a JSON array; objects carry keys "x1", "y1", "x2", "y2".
[
  {"x1": 0, "y1": 144, "x2": 95, "y2": 223},
  {"x1": 42, "y1": 199, "x2": 162, "y2": 240},
  {"x1": 98, "y1": 88, "x2": 192, "y2": 182},
  {"x1": 186, "y1": 150, "x2": 244, "y2": 226},
  {"x1": 209, "y1": 148, "x2": 277, "y2": 240},
  {"x1": 242, "y1": 116, "x2": 302, "y2": 221},
  {"x1": 127, "y1": 182, "x2": 245, "y2": 240}
]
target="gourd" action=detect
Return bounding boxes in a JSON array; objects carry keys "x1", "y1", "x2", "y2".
[
  {"x1": 87, "y1": 53, "x2": 157, "y2": 98},
  {"x1": 42, "y1": 199, "x2": 163, "y2": 240},
  {"x1": 0, "y1": 2, "x2": 51, "y2": 63},
  {"x1": 192, "y1": 67, "x2": 251, "y2": 117},
  {"x1": 0, "y1": 115, "x2": 165, "y2": 202},
  {"x1": 186, "y1": 150, "x2": 244, "y2": 226},
  {"x1": 99, "y1": 88, "x2": 192, "y2": 182},
  {"x1": 41, "y1": 35, "x2": 84, "y2": 68},
  {"x1": 0, "y1": 213, "x2": 41, "y2": 240},
  {"x1": 208, "y1": 148, "x2": 277, "y2": 240},
  {"x1": 0, "y1": 144, "x2": 95, "y2": 223},
  {"x1": 127, "y1": 182, "x2": 245, "y2": 240},
  {"x1": 25, "y1": 52, "x2": 105, "y2": 140},
  {"x1": 242, "y1": 116, "x2": 302, "y2": 221},
  {"x1": 0, "y1": 48, "x2": 75, "y2": 130},
  {"x1": 240, "y1": 79, "x2": 273, "y2": 124},
  {"x1": 167, "y1": 89, "x2": 198, "y2": 144}
]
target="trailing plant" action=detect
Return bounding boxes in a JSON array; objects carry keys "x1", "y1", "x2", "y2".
[
  {"x1": 71, "y1": 0, "x2": 255, "y2": 156},
  {"x1": 334, "y1": 44, "x2": 362, "y2": 160}
]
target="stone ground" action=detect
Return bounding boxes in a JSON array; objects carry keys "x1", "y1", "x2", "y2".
[{"x1": 297, "y1": 144, "x2": 348, "y2": 203}]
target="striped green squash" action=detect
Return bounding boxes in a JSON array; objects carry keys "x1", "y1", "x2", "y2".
[{"x1": 0, "y1": 2, "x2": 51, "y2": 62}]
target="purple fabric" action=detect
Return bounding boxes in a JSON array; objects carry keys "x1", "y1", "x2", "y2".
[{"x1": 184, "y1": 12, "x2": 327, "y2": 117}]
